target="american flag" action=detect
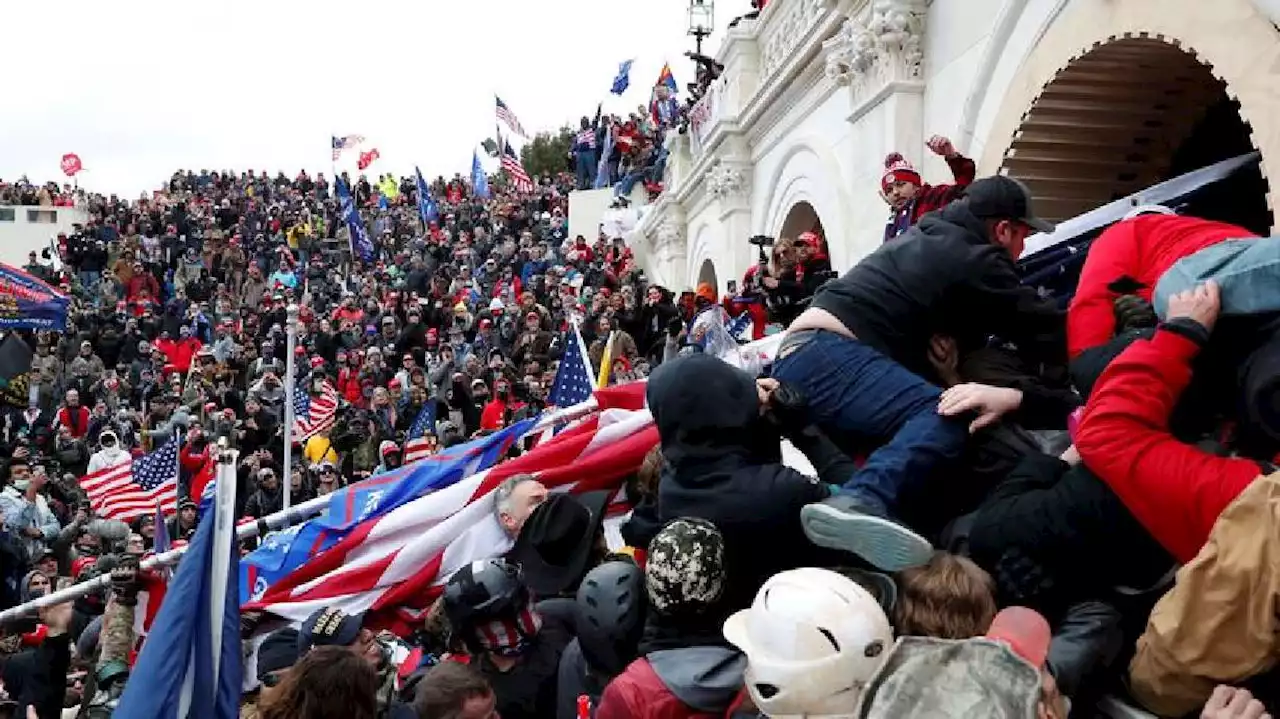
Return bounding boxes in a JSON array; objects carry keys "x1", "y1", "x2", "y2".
[
  {"x1": 576, "y1": 128, "x2": 597, "y2": 149},
  {"x1": 242, "y1": 383, "x2": 654, "y2": 628},
  {"x1": 332, "y1": 134, "x2": 365, "y2": 161},
  {"x1": 500, "y1": 142, "x2": 534, "y2": 193},
  {"x1": 549, "y1": 324, "x2": 595, "y2": 408},
  {"x1": 292, "y1": 380, "x2": 340, "y2": 442},
  {"x1": 80, "y1": 438, "x2": 180, "y2": 521},
  {"x1": 495, "y1": 96, "x2": 529, "y2": 139},
  {"x1": 403, "y1": 402, "x2": 438, "y2": 464}
]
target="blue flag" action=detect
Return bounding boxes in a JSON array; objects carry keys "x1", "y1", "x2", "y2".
[
  {"x1": 240, "y1": 419, "x2": 534, "y2": 604},
  {"x1": 471, "y1": 150, "x2": 490, "y2": 200},
  {"x1": 415, "y1": 166, "x2": 439, "y2": 227},
  {"x1": 115, "y1": 474, "x2": 241, "y2": 719},
  {"x1": 0, "y1": 264, "x2": 70, "y2": 331},
  {"x1": 611, "y1": 59, "x2": 634, "y2": 95},
  {"x1": 335, "y1": 177, "x2": 374, "y2": 263}
]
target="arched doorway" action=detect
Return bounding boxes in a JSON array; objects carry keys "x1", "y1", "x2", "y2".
[
  {"x1": 778, "y1": 201, "x2": 826, "y2": 242},
  {"x1": 1000, "y1": 36, "x2": 1270, "y2": 234},
  {"x1": 696, "y1": 259, "x2": 718, "y2": 294}
]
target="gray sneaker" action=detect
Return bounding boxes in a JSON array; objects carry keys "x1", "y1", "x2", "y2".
[{"x1": 801, "y1": 494, "x2": 934, "y2": 571}]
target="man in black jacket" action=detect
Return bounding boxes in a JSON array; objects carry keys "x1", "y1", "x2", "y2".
[
  {"x1": 641, "y1": 353, "x2": 855, "y2": 612},
  {"x1": 772, "y1": 176, "x2": 1066, "y2": 572}
]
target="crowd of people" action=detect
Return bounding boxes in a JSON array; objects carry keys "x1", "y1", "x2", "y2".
[{"x1": 0, "y1": 127, "x2": 1277, "y2": 719}]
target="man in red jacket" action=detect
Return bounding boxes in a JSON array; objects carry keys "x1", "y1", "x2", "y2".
[
  {"x1": 1067, "y1": 211, "x2": 1256, "y2": 360},
  {"x1": 1074, "y1": 280, "x2": 1262, "y2": 564}
]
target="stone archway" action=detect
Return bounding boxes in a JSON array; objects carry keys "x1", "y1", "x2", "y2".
[
  {"x1": 999, "y1": 36, "x2": 1270, "y2": 233},
  {"x1": 778, "y1": 201, "x2": 826, "y2": 243},
  {"x1": 696, "y1": 258, "x2": 719, "y2": 294},
  {"x1": 970, "y1": 0, "x2": 1280, "y2": 232}
]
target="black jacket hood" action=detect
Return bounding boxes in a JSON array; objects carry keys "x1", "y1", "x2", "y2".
[{"x1": 647, "y1": 353, "x2": 773, "y2": 468}]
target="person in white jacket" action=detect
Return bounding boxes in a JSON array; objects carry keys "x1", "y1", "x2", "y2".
[
  {"x1": 0, "y1": 460, "x2": 61, "y2": 561},
  {"x1": 87, "y1": 429, "x2": 131, "y2": 475}
]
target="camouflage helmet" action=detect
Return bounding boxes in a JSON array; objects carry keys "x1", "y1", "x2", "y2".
[{"x1": 645, "y1": 517, "x2": 726, "y2": 616}]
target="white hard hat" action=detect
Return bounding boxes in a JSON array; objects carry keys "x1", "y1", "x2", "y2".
[{"x1": 723, "y1": 568, "x2": 893, "y2": 717}]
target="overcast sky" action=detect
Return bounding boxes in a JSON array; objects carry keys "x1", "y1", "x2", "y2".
[{"x1": 1, "y1": 0, "x2": 730, "y2": 197}]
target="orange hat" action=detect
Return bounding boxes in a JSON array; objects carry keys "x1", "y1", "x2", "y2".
[{"x1": 695, "y1": 283, "x2": 716, "y2": 303}]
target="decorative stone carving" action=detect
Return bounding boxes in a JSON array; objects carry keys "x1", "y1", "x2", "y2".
[
  {"x1": 823, "y1": 0, "x2": 926, "y2": 89},
  {"x1": 656, "y1": 216, "x2": 685, "y2": 248},
  {"x1": 760, "y1": 0, "x2": 828, "y2": 80},
  {"x1": 706, "y1": 160, "x2": 750, "y2": 200}
]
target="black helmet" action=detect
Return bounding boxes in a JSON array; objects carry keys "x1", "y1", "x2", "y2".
[
  {"x1": 441, "y1": 559, "x2": 527, "y2": 631},
  {"x1": 574, "y1": 560, "x2": 646, "y2": 676}
]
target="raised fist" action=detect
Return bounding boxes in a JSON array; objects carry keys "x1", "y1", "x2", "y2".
[{"x1": 926, "y1": 135, "x2": 957, "y2": 158}]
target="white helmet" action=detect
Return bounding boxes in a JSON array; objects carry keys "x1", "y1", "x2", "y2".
[{"x1": 723, "y1": 568, "x2": 893, "y2": 718}]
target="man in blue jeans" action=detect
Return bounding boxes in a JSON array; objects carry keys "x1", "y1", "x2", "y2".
[{"x1": 773, "y1": 176, "x2": 1066, "y2": 571}]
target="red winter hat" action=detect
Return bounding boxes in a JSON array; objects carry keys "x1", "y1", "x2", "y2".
[{"x1": 881, "y1": 152, "x2": 922, "y2": 193}]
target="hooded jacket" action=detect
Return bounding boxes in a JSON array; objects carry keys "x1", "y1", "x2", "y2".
[
  {"x1": 644, "y1": 354, "x2": 842, "y2": 612},
  {"x1": 597, "y1": 647, "x2": 747, "y2": 719}
]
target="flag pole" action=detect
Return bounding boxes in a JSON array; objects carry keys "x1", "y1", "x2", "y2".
[
  {"x1": 0, "y1": 437, "x2": 244, "y2": 624},
  {"x1": 0, "y1": 391, "x2": 616, "y2": 623},
  {"x1": 282, "y1": 303, "x2": 299, "y2": 510}
]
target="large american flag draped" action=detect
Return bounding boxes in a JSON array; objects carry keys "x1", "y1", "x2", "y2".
[
  {"x1": 292, "y1": 380, "x2": 340, "y2": 442},
  {"x1": 495, "y1": 96, "x2": 529, "y2": 139},
  {"x1": 80, "y1": 438, "x2": 181, "y2": 521},
  {"x1": 242, "y1": 383, "x2": 654, "y2": 629},
  {"x1": 500, "y1": 141, "x2": 534, "y2": 193},
  {"x1": 331, "y1": 134, "x2": 365, "y2": 161},
  {"x1": 402, "y1": 403, "x2": 438, "y2": 464}
]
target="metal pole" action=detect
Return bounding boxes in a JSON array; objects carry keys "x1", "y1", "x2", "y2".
[
  {"x1": 282, "y1": 304, "x2": 299, "y2": 510},
  {"x1": 0, "y1": 438, "x2": 241, "y2": 624},
  {"x1": 0, "y1": 391, "x2": 618, "y2": 622}
]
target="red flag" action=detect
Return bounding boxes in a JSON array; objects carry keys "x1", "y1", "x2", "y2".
[
  {"x1": 60, "y1": 153, "x2": 83, "y2": 177},
  {"x1": 357, "y1": 148, "x2": 381, "y2": 171}
]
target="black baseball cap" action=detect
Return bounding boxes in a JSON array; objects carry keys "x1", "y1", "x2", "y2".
[{"x1": 963, "y1": 176, "x2": 1055, "y2": 233}]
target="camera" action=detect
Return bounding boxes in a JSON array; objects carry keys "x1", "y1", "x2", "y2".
[{"x1": 747, "y1": 235, "x2": 775, "y2": 248}]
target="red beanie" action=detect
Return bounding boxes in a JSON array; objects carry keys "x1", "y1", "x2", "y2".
[{"x1": 881, "y1": 152, "x2": 922, "y2": 193}]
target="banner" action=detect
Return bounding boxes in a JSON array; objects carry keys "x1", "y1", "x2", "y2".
[{"x1": 0, "y1": 264, "x2": 69, "y2": 331}]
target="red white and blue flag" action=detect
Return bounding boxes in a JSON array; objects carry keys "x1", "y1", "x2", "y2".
[
  {"x1": 332, "y1": 134, "x2": 365, "y2": 161},
  {"x1": 80, "y1": 438, "x2": 180, "y2": 521},
  {"x1": 501, "y1": 141, "x2": 535, "y2": 193},
  {"x1": 292, "y1": 380, "x2": 340, "y2": 442},
  {"x1": 242, "y1": 384, "x2": 655, "y2": 629},
  {"x1": 495, "y1": 96, "x2": 530, "y2": 139}
]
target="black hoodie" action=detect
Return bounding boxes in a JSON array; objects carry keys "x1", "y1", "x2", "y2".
[{"x1": 644, "y1": 354, "x2": 845, "y2": 612}]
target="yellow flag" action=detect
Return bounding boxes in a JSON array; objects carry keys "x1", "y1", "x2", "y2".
[{"x1": 596, "y1": 331, "x2": 615, "y2": 389}]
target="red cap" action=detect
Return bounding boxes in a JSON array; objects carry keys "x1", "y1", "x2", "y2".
[
  {"x1": 526, "y1": 311, "x2": 540, "y2": 321},
  {"x1": 71, "y1": 557, "x2": 97, "y2": 580},
  {"x1": 985, "y1": 606, "x2": 1051, "y2": 668},
  {"x1": 294, "y1": 346, "x2": 307, "y2": 355},
  {"x1": 310, "y1": 356, "x2": 326, "y2": 368}
]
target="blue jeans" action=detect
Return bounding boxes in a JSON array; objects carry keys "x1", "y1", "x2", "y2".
[{"x1": 771, "y1": 331, "x2": 968, "y2": 513}]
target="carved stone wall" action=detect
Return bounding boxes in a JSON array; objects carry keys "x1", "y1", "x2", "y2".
[
  {"x1": 760, "y1": 0, "x2": 832, "y2": 81},
  {"x1": 823, "y1": 0, "x2": 927, "y2": 99},
  {"x1": 706, "y1": 160, "x2": 751, "y2": 201}
]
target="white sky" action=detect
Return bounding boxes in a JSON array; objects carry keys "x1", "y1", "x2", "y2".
[{"x1": 1, "y1": 0, "x2": 731, "y2": 197}]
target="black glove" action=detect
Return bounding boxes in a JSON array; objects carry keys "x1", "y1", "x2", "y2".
[
  {"x1": 763, "y1": 382, "x2": 811, "y2": 436},
  {"x1": 1114, "y1": 293, "x2": 1157, "y2": 333},
  {"x1": 110, "y1": 555, "x2": 140, "y2": 607}
]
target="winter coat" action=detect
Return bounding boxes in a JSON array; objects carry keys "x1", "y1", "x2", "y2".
[
  {"x1": 1075, "y1": 320, "x2": 1263, "y2": 564},
  {"x1": 1128, "y1": 470, "x2": 1280, "y2": 716},
  {"x1": 643, "y1": 354, "x2": 847, "y2": 612},
  {"x1": 87, "y1": 446, "x2": 131, "y2": 475},
  {"x1": 1067, "y1": 215, "x2": 1254, "y2": 358},
  {"x1": 596, "y1": 648, "x2": 746, "y2": 719},
  {"x1": 882, "y1": 153, "x2": 976, "y2": 243},
  {"x1": 813, "y1": 200, "x2": 1066, "y2": 381}
]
